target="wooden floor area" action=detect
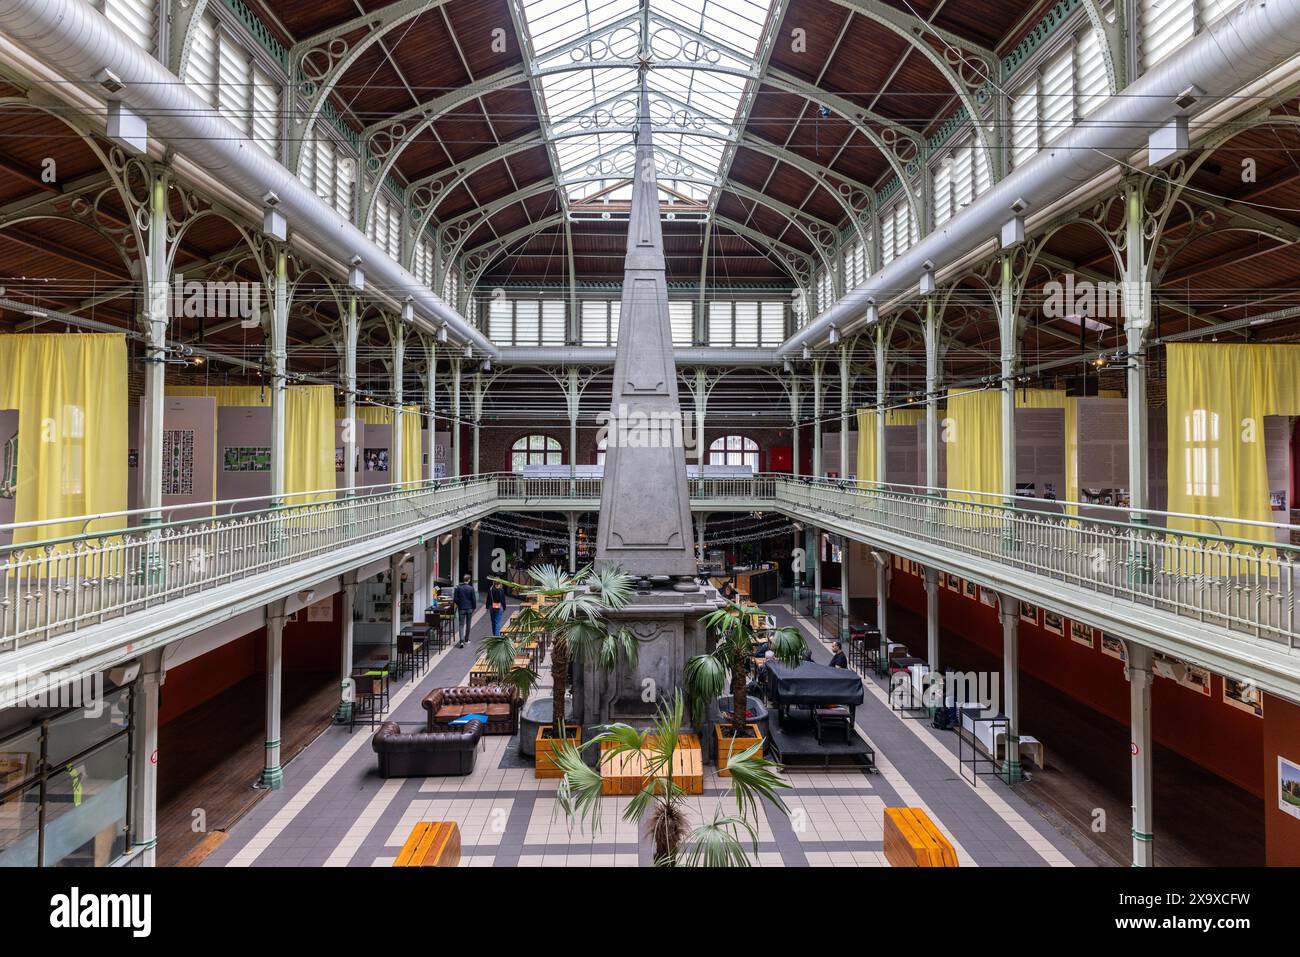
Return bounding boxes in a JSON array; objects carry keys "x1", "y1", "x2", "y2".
[
  {"x1": 873, "y1": 602, "x2": 1265, "y2": 866},
  {"x1": 156, "y1": 672, "x2": 339, "y2": 867}
]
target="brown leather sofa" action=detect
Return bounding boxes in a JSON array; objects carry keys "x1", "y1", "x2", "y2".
[
  {"x1": 422, "y1": 686, "x2": 519, "y2": 736},
  {"x1": 371, "y1": 721, "x2": 483, "y2": 778}
]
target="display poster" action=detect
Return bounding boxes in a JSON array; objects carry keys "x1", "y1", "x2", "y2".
[
  {"x1": 1043, "y1": 610, "x2": 1064, "y2": 635},
  {"x1": 1223, "y1": 678, "x2": 1263, "y2": 716},
  {"x1": 1069, "y1": 619, "x2": 1096, "y2": 648},
  {"x1": 364, "y1": 448, "x2": 389, "y2": 472},
  {"x1": 307, "y1": 598, "x2": 333, "y2": 622},
  {"x1": 1278, "y1": 757, "x2": 1300, "y2": 821},
  {"x1": 1020, "y1": 602, "x2": 1039, "y2": 625},
  {"x1": 1100, "y1": 634, "x2": 1126, "y2": 660},
  {"x1": 162, "y1": 429, "x2": 195, "y2": 495},
  {"x1": 222, "y1": 446, "x2": 271, "y2": 472},
  {"x1": 962, "y1": 579, "x2": 977, "y2": 601}
]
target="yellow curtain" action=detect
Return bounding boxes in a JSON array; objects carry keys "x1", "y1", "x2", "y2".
[
  {"x1": 0, "y1": 334, "x2": 128, "y2": 547},
  {"x1": 1166, "y1": 343, "x2": 1300, "y2": 548},
  {"x1": 855, "y1": 409, "x2": 877, "y2": 485},
  {"x1": 168, "y1": 384, "x2": 335, "y2": 503},
  {"x1": 885, "y1": 409, "x2": 925, "y2": 426},
  {"x1": 944, "y1": 389, "x2": 1003, "y2": 500}
]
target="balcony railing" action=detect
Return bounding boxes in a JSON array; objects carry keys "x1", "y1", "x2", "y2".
[
  {"x1": 3, "y1": 471, "x2": 1297, "y2": 666},
  {"x1": 0, "y1": 476, "x2": 499, "y2": 655},
  {"x1": 775, "y1": 476, "x2": 1300, "y2": 649}
]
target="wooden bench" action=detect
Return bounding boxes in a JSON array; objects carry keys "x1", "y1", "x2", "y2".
[
  {"x1": 883, "y1": 807, "x2": 958, "y2": 867},
  {"x1": 393, "y1": 821, "x2": 461, "y2": 867},
  {"x1": 599, "y1": 734, "x2": 703, "y2": 796}
]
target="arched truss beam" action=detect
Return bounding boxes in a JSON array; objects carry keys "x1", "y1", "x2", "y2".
[
  {"x1": 439, "y1": 164, "x2": 839, "y2": 285},
  {"x1": 1078, "y1": 0, "x2": 1125, "y2": 92},
  {"x1": 825, "y1": 0, "x2": 999, "y2": 177},
  {"x1": 458, "y1": 211, "x2": 812, "y2": 295},
  {"x1": 407, "y1": 126, "x2": 874, "y2": 271},
  {"x1": 359, "y1": 2, "x2": 931, "y2": 240},
  {"x1": 285, "y1": 0, "x2": 458, "y2": 174}
]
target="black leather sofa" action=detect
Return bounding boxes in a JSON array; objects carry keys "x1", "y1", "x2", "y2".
[{"x1": 371, "y1": 720, "x2": 483, "y2": 778}]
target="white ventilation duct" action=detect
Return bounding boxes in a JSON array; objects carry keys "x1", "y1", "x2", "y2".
[
  {"x1": 781, "y1": 0, "x2": 1300, "y2": 357},
  {"x1": 0, "y1": 0, "x2": 499, "y2": 358}
]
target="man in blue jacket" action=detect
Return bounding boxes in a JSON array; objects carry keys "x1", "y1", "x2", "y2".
[{"x1": 453, "y1": 573, "x2": 476, "y2": 647}]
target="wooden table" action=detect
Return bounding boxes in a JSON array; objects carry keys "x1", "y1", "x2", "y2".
[
  {"x1": 393, "y1": 821, "x2": 461, "y2": 867},
  {"x1": 599, "y1": 734, "x2": 703, "y2": 796}
]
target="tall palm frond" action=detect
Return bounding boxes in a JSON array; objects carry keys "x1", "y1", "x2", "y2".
[{"x1": 677, "y1": 814, "x2": 758, "y2": 867}]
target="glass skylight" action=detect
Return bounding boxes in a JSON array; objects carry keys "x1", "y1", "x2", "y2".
[{"x1": 520, "y1": 0, "x2": 775, "y2": 206}]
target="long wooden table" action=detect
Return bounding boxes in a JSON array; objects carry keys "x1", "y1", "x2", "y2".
[{"x1": 599, "y1": 734, "x2": 703, "y2": 796}]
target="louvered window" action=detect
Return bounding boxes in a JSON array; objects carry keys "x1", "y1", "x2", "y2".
[
  {"x1": 1140, "y1": 0, "x2": 1195, "y2": 71},
  {"x1": 251, "y1": 68, "x2": 280, "y2": 158},
  {"x1": 932, "y1": 161, "x2": 953, "y2": 228},
  {"x1": 844, "y1": 237, "x2": 868, "y2": 286},
  {"x1": 669, "y1": 301, "x2": 693, "y2": 346},
  {"x1": 1076, "y1": 26, "x2": 1108, "y2": 118},
  {"x1": 760, "y1": 301, "x2": 785, "y2": 346},
  {"x1": 581, "y1": 300, "x2": 619, "y2": 346},
  {"x1": 540, "y1": 301, "x2": 566, "y2": 345},
  {"x1": 1041, "y1": 47, "x2": 1074, "y2": 145},
  {"x1": 1200, "y1": 0, "x2": 1242, "y2": 26},
  {"x1": 98, "y1": 0, "x2": 157, "y2": 55},
  {"x1": 1011, "y1": 80, "x2": 1039, "y2": 169},
  {"x1": 186, "y1": 12, "x2": 218, "y2": 105}
]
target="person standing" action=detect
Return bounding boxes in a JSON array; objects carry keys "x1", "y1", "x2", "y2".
[
  {"x1": 487, "y1": 580, "x2": 507, "y2": 636},
  {"x1": 453, "y1": 573, "x2": 476, "y2": 647},
  {"x1": 829, "y1": 640, "x2": 848, "y2": 669}
]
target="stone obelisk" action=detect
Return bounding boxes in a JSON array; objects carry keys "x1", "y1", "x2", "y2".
[{"x1": 594, "y1": 70, "x2": 697, "y2": 586}]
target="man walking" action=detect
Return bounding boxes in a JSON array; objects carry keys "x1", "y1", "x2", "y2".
[
  {"x1": 453, "y1": 573, "x2": 476, "y2": 647},
  {"x1": 486, "y1": 579, "x2": 508, "y2": 636}
]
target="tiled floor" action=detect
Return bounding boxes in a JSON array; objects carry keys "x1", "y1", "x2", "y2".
[{"x1": 204, "y1": 599, "x2": 1096, "y2": 868}]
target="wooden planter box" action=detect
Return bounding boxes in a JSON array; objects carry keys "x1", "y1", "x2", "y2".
[
  {"x1": 535, "y1": 725, "x2": 582, "y2": 778},
  {"x1": 715, "y1": 723, "x2": 763, "y2": 776}
]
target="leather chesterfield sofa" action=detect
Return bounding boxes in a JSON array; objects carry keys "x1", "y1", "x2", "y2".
[
  {"x1": 422, "y1": 685, "x2": 520, "y2": 736},
  {"x1": 371, "y1": 720, "x2": 483, "y2": 778}
]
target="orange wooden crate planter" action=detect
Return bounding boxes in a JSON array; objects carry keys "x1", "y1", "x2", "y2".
[
  {"x1": 715, "y1": 723, "x2": 763, "y2": 777},
  {"x1": 393, "y1": 821, "x2": 461, "y2": 867},
  {"x1": 534, "y1": 726, "x2": 582, "y2": 778},
  {"x1": 882, "y1": 807, "x2": 958, "y2": 867},
  {"x1": 599, "y1": 734, "x2": 703, "y2": 795}
]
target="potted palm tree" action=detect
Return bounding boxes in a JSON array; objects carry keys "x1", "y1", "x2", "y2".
[
  {"x1": 490, "y1": 563, "x2": 637, "y2": 777},
  {"x1": 552, "y1": 691, "x2": 791, "y2": 865},
  {"x1": 686, "y1": 601, "x2": 806, "y2": 775}
]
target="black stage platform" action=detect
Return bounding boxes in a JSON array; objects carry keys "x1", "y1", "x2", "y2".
[{"x1": 767, "y1": 708, "x2": 875, "y2": 772}]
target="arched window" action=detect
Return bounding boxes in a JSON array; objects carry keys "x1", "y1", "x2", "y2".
[
  {"x1": 511, "y1": 434, "x2": 562, "y2": 471},
  {"x1": 708, "y1": 435, "x2": 759, "y2": 470}
]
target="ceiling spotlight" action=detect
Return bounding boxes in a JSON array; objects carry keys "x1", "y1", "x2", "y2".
[
  {"x1": 828, "y1": 325, "x2": 840, "y2": 346},
  {"x1": 464, "y1": 344, "x2": 473, "y2": 359},
  {"x1": 1091, "y1": 355, "x2": 1109, "y2": 369},
  {"x1": 802, "y1": 345, "x2": 811, "y2": 361},
  {"x1": 437, "y1": 323, "x2": 449, "y2": 343}
]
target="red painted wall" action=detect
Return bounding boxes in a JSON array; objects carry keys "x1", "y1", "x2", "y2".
[
  {"x1": 889, "y1": 565, "x2": 1265, "y2": 797},
  {"x1": 158, "y1": 594, "x2": 343, "y2": 726},
  {"x1": 158, "y1": 633, "x2": 257, "y2": 725},
  {"x1": 1263, "y1": 693, "x2": 1300, "y2": 865}
]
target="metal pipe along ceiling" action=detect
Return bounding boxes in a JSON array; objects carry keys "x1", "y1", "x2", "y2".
[
  {"x1": 780, "y1": 0, "x2": 1300, "y2": 357},
  {"x1": 0, "y1": 0, "x2": 499, "y2": 358},
  {"x1": 495, "y1": 346, "x2": 782, "y2": 366}
]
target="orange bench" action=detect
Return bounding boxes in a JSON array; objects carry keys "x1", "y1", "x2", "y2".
[
  {"x1": 393, "y1": 821, "x2": 461, "y2": 867},
  {"x1": 883, "y1": 807, "x2": 958, "y2": 867},
  {"x1": 599, "y1": 734, "x2": 703, "y2": 795}
]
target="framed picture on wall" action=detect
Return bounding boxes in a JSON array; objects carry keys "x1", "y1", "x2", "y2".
[
  {"x1": 1100, "y1": 634, "x2": 1126, "y2": 661},
  {"x1": 893, "y1": 555, "x2": 902, "y2": 570},
  {"x1": 1069, "y1": 619, "x2": 1097, "y2": 648},
  {"x1": 1043, "y1": 610, "x2": 1064, "y2": 635},
  {"x1": 1019, "y1": 602, "x2": 1039, "y2": 626},
  {"x1": 1223, "y1": 678, "x2": 1263, "y2": 716},
  {"x1": 945, "y1": 573, "x2": 960, "y2": 592},
  {"x1": 1279, "y1": 757, "x2": 1300, "y2": 820},
  {"x1": 307, "y1": 599, "x2": 333, "y2": 622},
  {"x1": 1180, "y1": 664, "x2": 1212, "y2": 696},
  {"x1": 979, "y1": 588, "x2": 998, "y2": 609},
  {"x1": 962, "y1": 579, "x2": 977, "y2": 601}
]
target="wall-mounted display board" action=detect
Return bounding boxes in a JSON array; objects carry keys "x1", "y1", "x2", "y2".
[
  {"x1": 128, "y1": 396, "x2": 217, "y2": 519},
  {"x1": 215, "y1": 406, "x2": 272, "y2": 506},
  {"x1": 1014, "y1": 407, "x2": 1066, "y2": 506}
]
